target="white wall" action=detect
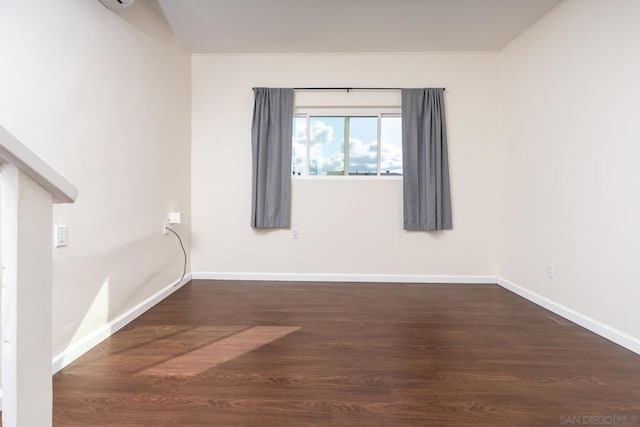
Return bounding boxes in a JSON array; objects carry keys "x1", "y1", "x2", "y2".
[
  {"x1": 0, "y1": 0, "x2": 191, "y2": 357},
  {"x1": 192, "y1": 53, "x2": 500, "y2": 276},
  {"x1": 498, "y1": 0, "x2": 640, "y2": 339}
]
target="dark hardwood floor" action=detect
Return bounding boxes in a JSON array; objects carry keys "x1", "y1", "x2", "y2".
[{"x1": 50, "y1": 281, "x2": 640, "y2": 426}]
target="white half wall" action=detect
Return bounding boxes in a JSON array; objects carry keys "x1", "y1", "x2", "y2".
[
  {"x1": 191, "y1": 53, "x2": 500, "y2": 276},
  {"x1": 1, "y1": 166, "x2": 54, "y2": 425},
  {"x1": 498, "y1": 0, "x2": 640, "y2": 341},
  {"x1": 0, "y1": 0, "x2": 192, "y2": 357}
]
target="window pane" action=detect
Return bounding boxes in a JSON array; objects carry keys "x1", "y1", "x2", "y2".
[
  {"x1": 348, "y1": 117, "x2": 378, "y2": 176},
  {"x1": 292, "y1": 116, "x2": 307, "y2": 176},
  {"x1": 380, "y1": 117, "x2": 403, "y2": 175},
  {"x1": 309, "y1": 117, "x2": 344, "y2": 176}
]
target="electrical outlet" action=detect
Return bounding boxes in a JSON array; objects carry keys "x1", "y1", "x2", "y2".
[
  {"x1": 546, "y1": 263, "x2": 555, "y2": 279},
  {"x1": 55, "y1": 225, "x2": 68, "y2": 247},
  {"x1": 168, "y1": 212, "x2": 182, "y2": 224},
  {"x1": 292, "y1": 229, "x2": 300, "y2": 239}
]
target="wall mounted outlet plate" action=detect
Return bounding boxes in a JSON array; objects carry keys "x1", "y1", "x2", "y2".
[{"x1": 168, "y1": 212, "x2": 182, "y2": 224}]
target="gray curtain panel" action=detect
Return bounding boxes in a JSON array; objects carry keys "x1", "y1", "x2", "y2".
[
  {"x1": 401, "y1": 88, "x2": 452, "y2": 231},
  {"x1": 251, "y1": 88, "x2": 294, "y2": 228}
]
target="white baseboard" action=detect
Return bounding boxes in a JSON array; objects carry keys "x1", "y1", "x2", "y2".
[
  {"x1": 51, "y1": 274, "x2": 192, "y2": 375},
  {"x1": 191, "y1": 271, "x2": 497, "y2": 284},
  {"x1": 497, "y1": 276, "x2": 640, "y2": 355}
]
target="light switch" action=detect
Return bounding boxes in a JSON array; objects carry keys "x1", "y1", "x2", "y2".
[{"x1": 55, "y1": 225, "x2": 68, "y2": 247}]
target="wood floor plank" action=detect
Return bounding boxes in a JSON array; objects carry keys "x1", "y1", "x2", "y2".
[{"x1": 43, "y1": 281, "x2": 640, "y2": 425}]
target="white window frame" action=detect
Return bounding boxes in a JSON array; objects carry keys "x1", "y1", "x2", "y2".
[{"x1": 293, "y1": 107, "x2": 402, "y2": 180}]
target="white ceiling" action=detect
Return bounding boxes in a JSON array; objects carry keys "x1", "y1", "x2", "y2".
[{"x1": 156, "y1": 0, "x2": 564, "y2": 54}]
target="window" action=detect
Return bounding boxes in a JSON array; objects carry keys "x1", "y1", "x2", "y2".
[{"x1": 292, "y1": 115, "x2": 402, "y2": 177}]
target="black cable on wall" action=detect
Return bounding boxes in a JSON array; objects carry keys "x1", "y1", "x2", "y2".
[{"x1": 165, "y1": 226, "x2": 187, "y2": 286}]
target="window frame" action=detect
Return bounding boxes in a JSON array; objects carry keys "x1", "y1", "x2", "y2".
[{"x1": 293, "y1": 112, "x2": 403, "y2": 179}]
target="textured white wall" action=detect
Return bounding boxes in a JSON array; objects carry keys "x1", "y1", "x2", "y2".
[
  {"x1": 498, "y1": 0, "x2": 640, "y2": 339},
  {"x1": 191, "y1": 53, "x2": 500, "y2": 276},
  {"x1": 0, "y1": 0, "x2": 191, "y2": 356}
]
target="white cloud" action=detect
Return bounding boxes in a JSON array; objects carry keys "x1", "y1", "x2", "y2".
[
  {"x1": 309, "y1": 120, "x2": 334, "y2": 145},
  {"x1": 380, "y1": 140, "x2": 402, "y2": 173},
  {"x1": 310, "y1": 143, "x2": 343, "y2": 173},
  {"x1": 348, "y1": 138, "x2": 377, "y2": 173}
]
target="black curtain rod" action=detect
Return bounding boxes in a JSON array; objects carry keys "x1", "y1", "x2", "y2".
[
  {"x1": 252, "y1": 87, "x2": 445, "y2": 92},
  {"x1": 293, "y1": 87, "x2": 445, "y2": 92}
]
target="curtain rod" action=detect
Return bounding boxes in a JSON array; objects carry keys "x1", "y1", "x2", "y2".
[
  {"x1": 252, "y1": 87, "x2": 445, "y2": 92},
  {"x1": 294, "y1": 87, "x2": 445, "y2": 92}
]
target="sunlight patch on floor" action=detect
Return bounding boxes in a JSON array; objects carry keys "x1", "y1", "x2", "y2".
[{"x1": 138, "y1": 326, "x2": 301, "y2": 377}]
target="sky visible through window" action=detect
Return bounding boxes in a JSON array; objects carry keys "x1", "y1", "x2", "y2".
[
  {"x1": 310, "y1": 116, "x2": 344, "y2": 175},
  {"x1": 292, "y1": 115, "x2": 402, "y2": 176},
  {"x1": 349, "y1": 117, "x2": 377, "y2": 174},
  {"x1": 380, "y1": 117, "x2": 402, "y2": 174}
]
